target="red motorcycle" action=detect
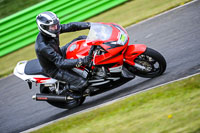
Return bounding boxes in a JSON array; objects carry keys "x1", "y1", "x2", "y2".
[{"x1": 14, "y1": 22, "x2": 166, "y2": 109}]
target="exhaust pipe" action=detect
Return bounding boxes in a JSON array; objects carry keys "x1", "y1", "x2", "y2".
[{"x1": 32, "y1": 93, "x2": 67, "y2": 102}]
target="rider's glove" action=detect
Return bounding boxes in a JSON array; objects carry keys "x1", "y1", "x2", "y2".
[{"x1": 76, "y1": 56, "x2": 92, "y2": 67}]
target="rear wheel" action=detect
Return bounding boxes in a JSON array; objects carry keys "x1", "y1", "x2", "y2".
[
  {"x1": 127, "y1": 48, "x2": 166, "y2": 78},
  {"x1": 40, "y1": 85, "x2": 85, "y2": 109}
]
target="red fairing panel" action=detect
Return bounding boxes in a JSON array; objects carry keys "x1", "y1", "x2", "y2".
[
  {"x1": 65, "y1": 22, "x2": 131, "y2": 68},
  {"x1": 33, "y1": 77, "x2": 51, "y2": 83},
  {"x1": 66, "y1": 40, "x2": 91, "y2": 59},
  {"x1": 124, "y1": 44, "x2": 147, "y2": 65}
]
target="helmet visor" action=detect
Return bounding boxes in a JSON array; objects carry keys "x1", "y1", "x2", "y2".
[
  {"x1": 49, "y1": 24, "x2": 60, "y2": 33},
  {"x1": 41, "y1": 23, "x2": 60, "y2": 34}
]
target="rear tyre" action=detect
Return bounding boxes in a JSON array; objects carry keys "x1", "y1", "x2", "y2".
[
  {"x1": 40, "y1": 85, "x2": 85, "y2": 109},
  {"x1": 128, "y1": 48, "x2": 166, "y2": 78}
]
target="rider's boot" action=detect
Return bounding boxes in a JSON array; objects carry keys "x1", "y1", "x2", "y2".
[{"x1": 64, "y1": 79, "x2": 88, "y2": 99}]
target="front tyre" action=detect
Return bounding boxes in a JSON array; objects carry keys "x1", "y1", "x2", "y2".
[{"x1": 128, "y1": 48, "x2": 166, "y2": 78}]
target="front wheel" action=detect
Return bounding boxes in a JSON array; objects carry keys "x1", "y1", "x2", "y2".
[{"x1": 127, "y1": 48, "x2": 166, "y2": 78}]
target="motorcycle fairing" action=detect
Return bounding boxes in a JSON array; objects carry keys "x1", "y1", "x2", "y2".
[
  {"x1": 65, "y1": 22, "x2": 129, "y2": 67},
  {"x1": 124, "y1": 44, "x2": 147, "y2": 65},
  {"x1": 66, "y1": 40, "x2": 91, "y2": 59},
  {"x1": 14, "y1": 60, "x2": 57, "y2": 84}
]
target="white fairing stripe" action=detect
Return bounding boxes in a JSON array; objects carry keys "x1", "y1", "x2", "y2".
[{"x1": 14, "y1": 61, "x2": 57, "y2": 84}]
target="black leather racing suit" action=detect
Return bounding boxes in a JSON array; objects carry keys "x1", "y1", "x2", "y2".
[{"x1": 35, "y1": 22, "x2": 90, "y2": 92}]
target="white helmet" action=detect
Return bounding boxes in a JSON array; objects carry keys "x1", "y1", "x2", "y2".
[{"x1": 36, "y1": 11, "x2": 61, "y2": 37}]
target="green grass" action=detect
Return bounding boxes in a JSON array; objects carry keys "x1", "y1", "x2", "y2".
[
  {"x1": 31, "y1": 74, "x2": 200, "y2": 133},
  {"x1": 0, "y1": 0, "x2": 192, "y2": 78},
  {"x1": 0, "y1": 0, "x2": 43, "y2": 19}
]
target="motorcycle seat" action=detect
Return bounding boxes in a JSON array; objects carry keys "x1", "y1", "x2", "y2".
[{"x1": 24, "y1": 59, "x2": 48, "y2": 76}]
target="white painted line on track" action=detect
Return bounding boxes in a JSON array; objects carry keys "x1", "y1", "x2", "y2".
[
  {"x1": 23, "y1": 72, "x2": 200, "y2": 133},
  {"x1": 126, "y1": 0, "x2": 198, "y2": 29}
]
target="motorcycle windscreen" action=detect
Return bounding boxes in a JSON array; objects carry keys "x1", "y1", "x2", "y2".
[{"x1": 87, "y1": 23, "x2": 113, "y2": 41}]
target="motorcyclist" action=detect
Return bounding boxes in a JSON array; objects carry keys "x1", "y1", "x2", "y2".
[{"x1": 35, "y1": 11, "x2": 91, "y2": 98}]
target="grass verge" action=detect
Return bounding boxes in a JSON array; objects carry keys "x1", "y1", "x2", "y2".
[
  {"x1": 0, "y1": 0, "x2": 192, "y2": 78},
  {"x1": 31, "y1": 74, "x2": 200, "y2": 133},
  {"x1": 0, "y1": 0, "x2": 43, "y2": 19}
]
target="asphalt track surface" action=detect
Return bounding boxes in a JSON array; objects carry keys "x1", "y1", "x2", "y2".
[{"x1": 0, "y1": 1, "x2": 200, "y2": 132}]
